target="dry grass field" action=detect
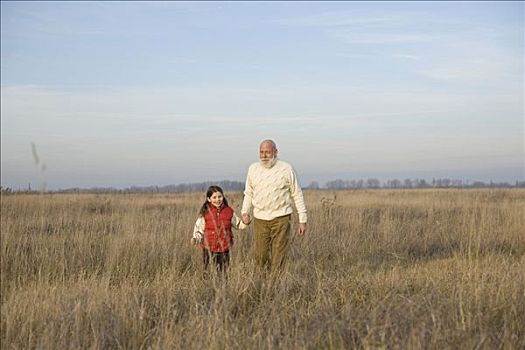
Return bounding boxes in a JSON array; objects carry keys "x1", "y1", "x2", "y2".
[{"x1": 1, "y1": 189, "x2": 524, "y2": 349}]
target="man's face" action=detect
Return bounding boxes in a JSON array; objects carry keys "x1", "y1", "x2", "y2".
[{"x1": 259, "y1": 142, "x2": 277, "y2": 167}]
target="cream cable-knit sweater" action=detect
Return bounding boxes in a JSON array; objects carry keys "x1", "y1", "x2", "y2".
[{"x1": 241, "y1": 159, "x2": 307, "y2": 223}]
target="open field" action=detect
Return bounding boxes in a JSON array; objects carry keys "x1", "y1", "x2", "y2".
[{"x1": 1, "y1": 189, "x2": 524, "y2": 349}]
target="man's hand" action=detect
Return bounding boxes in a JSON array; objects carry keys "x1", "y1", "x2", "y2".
[
  {"x1": 298, "y1": 223, "x2": 307, "y2": 236},
  {"x1": 242, "y1": 214, "x2": 251, "y2": 225}
]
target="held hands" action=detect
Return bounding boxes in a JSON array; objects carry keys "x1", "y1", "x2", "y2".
[{"x1": 241, "y1": 214, "x2": 251, "y2": 225}]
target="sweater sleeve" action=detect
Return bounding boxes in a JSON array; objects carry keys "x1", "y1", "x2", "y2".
[
  {"x1": 289, "y1": 167, "x2": 308, "y2": 223},
  {"x1": 241, "y1": 165, "x2": 254, "y2": 215},
  {"x1": 192, "y1": 216, "x2": 205, "y2": 242}
]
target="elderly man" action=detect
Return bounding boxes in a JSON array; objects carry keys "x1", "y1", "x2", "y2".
[{"x1": 241, "y1": 139, "x2": 307, "y2": 272}]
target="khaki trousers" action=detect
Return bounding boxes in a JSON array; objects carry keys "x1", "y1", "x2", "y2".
[{"x1": 254, "y1": 215, "x2": 291, "y2": 272}]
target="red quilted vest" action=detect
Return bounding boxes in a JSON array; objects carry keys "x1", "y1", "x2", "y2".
[{"x1": 202, "y1": 204, "x2": 234, "y2": 253}]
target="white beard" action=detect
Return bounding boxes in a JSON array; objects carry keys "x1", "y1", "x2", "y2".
[{"x1": 260, "y1": 157, "x2": 277, "y2": 169}]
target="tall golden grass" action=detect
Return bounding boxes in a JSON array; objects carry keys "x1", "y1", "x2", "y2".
[{"x1": 1, "y1": 189, "x2": 524, "y2": 349}]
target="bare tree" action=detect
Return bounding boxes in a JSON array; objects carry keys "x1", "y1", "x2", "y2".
[{"x1": 366, "y1": 178, "x2": 381, "y2": 189}]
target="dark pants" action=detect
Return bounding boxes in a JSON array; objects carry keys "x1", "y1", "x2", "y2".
[{"x1": 202, "y1": 249, "x2": 230, "y2": 272}]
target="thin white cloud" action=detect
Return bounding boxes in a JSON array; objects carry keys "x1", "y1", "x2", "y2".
[
  {"x1": 392, "y1": 53, "x2": 421, "y2": 60},
  {"x1": 271, "y1": 12, "x2": 399, "y2": 27},
  {"x1": 331, "y1": 31, "x2": 434, "y2": 44},
  {"x1": 419, "y1": 54, "x2": 522, "y2": 83}
]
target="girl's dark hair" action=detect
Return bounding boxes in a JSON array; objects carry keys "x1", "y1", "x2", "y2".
[{"x1": 199, "y1": 186, "x2": 229, "y2": 216}]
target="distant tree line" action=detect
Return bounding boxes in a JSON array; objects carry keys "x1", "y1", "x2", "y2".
[
  {"x1": 318, "y1": 178, "x2": 525, "y2": 190},
  {"x1": 53, "y1": 180, "x2": 245, "y2": 194},
  {"x1": 2, "y1": 178, "x2": 524, "y2": 195}
]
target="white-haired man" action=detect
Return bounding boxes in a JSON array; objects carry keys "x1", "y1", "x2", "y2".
[{"x1": 241, "y1": 139, "x2": 307, "y2": 272}]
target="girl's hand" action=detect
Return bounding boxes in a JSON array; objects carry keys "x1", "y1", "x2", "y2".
[
  {"x1": 191, "y1": 233, "x2": 203, "y2": 245},
  {"x1": 242, "y1": 214, "x2": 251, "y2": 225}
]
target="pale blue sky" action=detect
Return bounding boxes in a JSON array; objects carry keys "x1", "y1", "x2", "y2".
[{"x1": 1, "y1": 1, "x2": 523, "y2": 190}]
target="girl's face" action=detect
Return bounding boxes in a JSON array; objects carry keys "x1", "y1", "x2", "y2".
[{"x1": 207, "y1": 191, "x2": 224, "y2": 208}]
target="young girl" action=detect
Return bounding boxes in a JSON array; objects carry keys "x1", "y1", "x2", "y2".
[{"x1": 191, "y1": 186, "x2": 247, "y2": 271}]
